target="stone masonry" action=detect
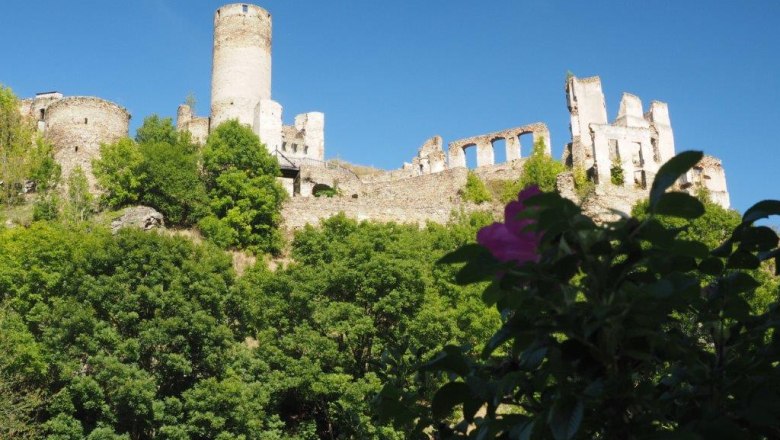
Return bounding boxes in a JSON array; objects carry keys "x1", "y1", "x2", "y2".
[{"x1": 14, "y1": 3, "x2": 731, "y2": 231}]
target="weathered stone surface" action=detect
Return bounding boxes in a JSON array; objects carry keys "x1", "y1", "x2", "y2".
[
  {"x1": 111, "y1": 206, "x2": 164, "y2": 234},
  {"x1": 43, "y1": 96, "x2": 130, "y2": 192},
  {"x1": 448, "y1": 123, "x2": 550, "y2": 168}
]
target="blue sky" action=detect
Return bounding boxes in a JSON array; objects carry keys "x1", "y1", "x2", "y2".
[{"x1": 2, "y1": 1, "x2": 778, "y2": 213}]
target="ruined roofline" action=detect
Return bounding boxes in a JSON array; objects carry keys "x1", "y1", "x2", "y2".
[
  {"x1": 45, "y1": 96, "x2": 131, "y2": 118},
  {"x1": 573, "y1": 76, "x2": 602, "y2": 84},
  {"x1": 215, "y1": 3, "x2": 270, "y2": 17},
  {"x1": 448, "y1": 122, "x2": 549, "y2": 149}
]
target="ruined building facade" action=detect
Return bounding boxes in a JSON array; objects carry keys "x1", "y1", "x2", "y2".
[
  {"x1": 18, "y1": 92, "x2": 130, "y2": 189},
  {"x1": 177, "y1": 3, "x2": 325, "y2": 164},
  {"x1": 13, "y1": 3, "x2": 730, "y2": 230},
  {"x1": 562, "y1": 75, "x2": 729, "y2": 208}
]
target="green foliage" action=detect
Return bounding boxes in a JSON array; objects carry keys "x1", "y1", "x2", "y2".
[
  {"x1": 511, "y1": 137, "x2": 564, "y2": 196},
  {"x1": 137, "y1": 141, "x2": 207, "y2": 226},
  {"x1": 610, "y1": 156, "x2": 625, "y2": 185},
  {"x1": 0, "y1": 209, "x2": 497, "y2": 438},
  {"x1": 93, "y1": 116, "x2": 206, "y2": 226},
  {"x1": 407, "y1": 151, "x2": 780, "y2": 439},
  {"x1": 64, "y1": 166, "x2": 94, "y2": 222},
  {"x1": 200, "y1": 121, "x2": 286, "y2": 254},
  {"x1": 32, "y1": 191, "x2": 60, "y2": 221},
  {"x1": 312, "y1": 183, "x2": 340, "y2": 198},
  {"x1": 573, "y1": 164, "x2": 594, "y2": 198},
  {"x1": 134, "y1": 114, "x2": 179, "y2": 147},
  {"x1": 93, "y1": 138, "x2": 144, "y2": 208},
  {"x1": 0, "y1": 85, "x2": 60, "y2": 205},
  {"x1": 460, "y1": 171, "x2": 492, "y2": 204}
]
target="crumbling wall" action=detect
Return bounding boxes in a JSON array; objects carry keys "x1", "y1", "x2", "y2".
[
  {"x1": 448, "y1": 123, "x2": 550, "y2": 168},
  {"x1": 176, "y1": 104, "x2": 209, "y2": 144},
  {"x1": 681, "y1": 155, "x2": 730, "y2": 208},
  {"x1": 411, "y1": 136, "x2": 447, "y2": 175},
  {"x1": 282, "y1": 167, "x2": 480, "y2": 229},
  {"x1": 44, "y1": 96, "x2": 130, "y2": 190},
  {"x1": 565, "y1": 76, "x2": 675, "y2": 189},
  {"x1": 255, "y1": 99, "x2": 282, "y2": 152},
  {"x1": 297, "y1": 164, "x2": 362, "y2": 197}
]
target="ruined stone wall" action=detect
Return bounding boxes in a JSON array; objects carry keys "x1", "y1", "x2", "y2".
[
  {"x1": 681, "y1": 155, "x2": 730, "y2": 208},
  {"x1": 297, "y1": 164, "x2": 362, "y2": 197},
  {"x1": 255, "y1": 99, "x2": 282, "y2": 152},
  {"x1": 281, "y1": 167, "x2": 479, "y2": 229},
  {"x1": 448, "y1": 123, "x2": 550, "y2": 168},
  {"x1": 176, "y1": 104, "x2": 209, "y2": 144},
  {"x1": 210, "y1": 3, "x2": 272, "y2": 130},
  {"x1": 44, "y1": 97, "x2": 130, "y2": 189}
]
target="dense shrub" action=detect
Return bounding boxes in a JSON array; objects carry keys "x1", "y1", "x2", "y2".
[
  {"x1": 461, "y1": 172, "x2": 492, "y2": 204},
  {"x1": 379, "y1": 151, "x2": 780, "y2": 439}
]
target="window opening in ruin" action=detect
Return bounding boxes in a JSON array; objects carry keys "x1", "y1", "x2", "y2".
[
  {"x1": 292, "y1": 144, "x2": 298, "y2": 153},
  {"x1": 608, "y1": 139, "x2": 619, "y2": 161},
  {"x1": 304, "y1": 145, "x2": 309, "y2": 155},
  {"x1": 634, "y1": 171, "x2": 646, "y2": 189},
  {"x1": 281, "y1": 142, "x2": 287, "y2": 152},
  {"x1": 632, "y1": 142, "x2": 643, "y2": 167},
  {"x1": 75, "y1": 146, "x2": 79, "y2": 153},
  {"x1": 39, "y1": 109, "x2": 45, "y2": 121},
  {"x1": 518, "y1": 133, "x2": 534, "y2": 158},
  {"x1": 464, "y1": 145, "x2": 478, "y2": 169},
  {"x1": 84, "y1": 118, "x2": 88, "y2": 124},
  {"x1": 492, "y1": 138, "x2": 507, "y2": 164},
  {"x1": 651, "y1": 138, "x2": 661, "y2": 163},
  {"x1": 242, "y1": 4, "x2": 248, "y2": 13}
]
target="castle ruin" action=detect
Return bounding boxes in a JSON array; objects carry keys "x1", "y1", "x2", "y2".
[
  {"x1": 18, "y1": 92, "x2": 130, "y2": 189},
  {"x1": 14, "y1": 2, "x2": 731, "y2": 229}
]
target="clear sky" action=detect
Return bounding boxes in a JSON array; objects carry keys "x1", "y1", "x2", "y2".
[{"x1": 2, "y1": 1, "x2": 778, "y2": 214}]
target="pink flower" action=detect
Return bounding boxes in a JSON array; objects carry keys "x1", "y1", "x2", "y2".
[{"x1": 477, "y1": 186, "x2": 541, "y2": 264}]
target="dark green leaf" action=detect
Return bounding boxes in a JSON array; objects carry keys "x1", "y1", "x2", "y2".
[
  {"x1": 739, "y1": 226, "x2": 779, "y2": 252},
  {"x1": 649, "y1": 151, "x2": 703, "y2": 209},
  {"x1": 655, "y1": 192, "x2": 705, "y2": 219},
  {"x1": 438, "y1": 243, "x2": 493, "y2": 264},
  {"x1": 670, "y1": 240, "x2": 709, "y2": 259},
  {"x1": 723, "y1": 272, "x2": 760, "y2": 294},
  {"x1": 482, "y1": 282, "x2": 503, "y2": 306},
  {"x1": 432, "y1": 381, "x2": 470, "y2": 419},
  {"x1": 711, "y1": 238, "x2": 734, "y2": 258},
  {"x1": 482, "y1": 326, "x2": 513, "y2": 359},
  {"x1": 638, "y1": 219, "x2": 676, "y2": 247},
  {"x1": 726, "y1": 249, "x2": 760, "y2": 270},
  {"x1": 548, "y1": 398, "x2": 584, "y2": 440},
  {"x1": 742, "y1": 200, "x2": 780, "y2": 224},
  {"x1": 698, "y1": 257, "x2": 724, "y2": 276},
  {"x1": 421, "y1": 346, "x2": 469, "y2": 376}
]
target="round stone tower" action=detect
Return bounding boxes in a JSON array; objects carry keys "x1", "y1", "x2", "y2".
[
  {"x1": 44, "y1": 96, "x2": 130, "y2": 189},
  {"x1": 210, "y1": 3, "x2": 272, "y2": 130}
]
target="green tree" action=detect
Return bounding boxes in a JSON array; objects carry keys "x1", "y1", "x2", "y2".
[
  {"x1": 403, "y1": 151, "x2": 780, "y2": 439},
  {"x1": 93, "y1": 116, "x2": 206, "y2": 226},
  {"x1": 611, "y1": 156, "x2": 625, "y2": 185},
  {"x1": 134, "y1": 114, "x2": 179, "y2": 147},
  {"x1": 137, "y1": 141, "x2": 207, "y2": 226},
  {"x1": 64, "y1": 166, "x2": 93, "y2": 222},
  {"x1": 0, "y1": 85, "x2": 59, "y2": 205},
  {"x1": 92, "y1": 138, "x2": 144, "y2": 208},
  {"x1": 200, "y1": 120, "x2": 286, "y2": 254},
  {"x1": 502, "y1": 137, "x2": 563, "y2": 201},
  {"x1": 460, "y1": 172, "x2": 492, "y2": 204}
]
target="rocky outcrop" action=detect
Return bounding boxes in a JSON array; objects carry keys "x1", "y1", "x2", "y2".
[{"x1": 111, "y1": 206, "x2": 164, "y2": 234}]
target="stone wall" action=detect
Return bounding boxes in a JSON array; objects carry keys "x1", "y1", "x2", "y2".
[
  {"x1": 282, "y1": 167, "x2": 481, "y2": 229},
  {"x1": 448, "y1": 123, "x2": 550, "y2": 168},
  {"x1": 210, "y1": 3, "x2": 272, "y2": 130},
  {"x1": 44, "y1": 96, "x2": 130, "y2": 189}
]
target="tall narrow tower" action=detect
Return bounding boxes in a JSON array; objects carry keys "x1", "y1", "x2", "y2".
[{"x1": 210, "y1": 3, "x2": 272, "y2": 130}]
